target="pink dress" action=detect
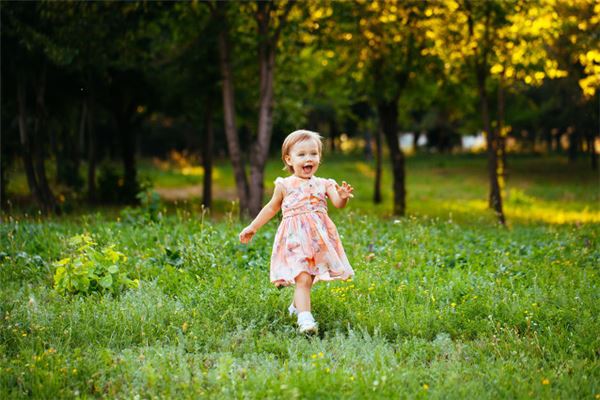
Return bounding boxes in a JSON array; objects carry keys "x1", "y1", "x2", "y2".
[{"x1": 270, "y1": 175, "x2": 355, "y2": 286}]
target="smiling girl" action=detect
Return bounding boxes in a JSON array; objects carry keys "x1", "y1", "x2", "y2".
[{"x1": 239, "y1": 130, "x2": 355, "y2": 334}]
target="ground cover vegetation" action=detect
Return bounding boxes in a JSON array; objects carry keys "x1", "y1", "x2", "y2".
[
  {"x1": 2, "y1": 0, "x2": 599, "y2": 397},
  {"x1": 1, "y1": 156, "x2": 598, "y2": 398}
]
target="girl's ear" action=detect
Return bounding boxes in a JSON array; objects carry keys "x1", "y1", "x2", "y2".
[{"x1": 284, "y1": 154, "x2": 292, "y2": 166}]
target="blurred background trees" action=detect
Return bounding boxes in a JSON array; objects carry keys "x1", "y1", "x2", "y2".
[{"x1": 2, "y1": 0, "x2": 598, "y2": 222}]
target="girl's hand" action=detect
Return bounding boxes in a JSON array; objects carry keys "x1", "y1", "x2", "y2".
[
  {"x1": 336, "y1": 181, "x2": 354, "y2": 200},
  {"x1": 239, "y1": 226, "x2": 256, "y2": 244}
]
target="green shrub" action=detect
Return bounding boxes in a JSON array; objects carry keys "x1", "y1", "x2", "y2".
[{"x1": 53, "y1": 233, "x2": 139, "y2": 296}]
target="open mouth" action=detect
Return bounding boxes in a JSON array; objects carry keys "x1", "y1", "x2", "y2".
[{"x1": 302, "y1": 165, "x2": 313, "y2": 174}]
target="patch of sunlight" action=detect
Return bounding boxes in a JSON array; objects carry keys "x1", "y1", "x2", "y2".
[
  {"x1": 179, "y1": 166, "x2": 221, "y2": 179},
  {"x1": 180, "y1": 166, "x2": 204, "y2": 176},
  {"x1": 356, "y1": 162, "x2": 375, "y2": 178},
  {"x1": 437, "y1": 199, "x2": 489, "y2": 214},
  {"x1": 506, "y1": 206, "x2": 600, "y2": 224},
  {"x1": 437, "y1": 197, "x2": 600, "y2": 224}
]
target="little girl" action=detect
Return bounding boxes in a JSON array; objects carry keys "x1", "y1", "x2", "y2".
[{"x1": 239, "y1": 130, "x2": 355, "y2": 334}]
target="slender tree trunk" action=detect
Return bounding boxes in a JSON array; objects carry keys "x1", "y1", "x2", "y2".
[
  {"x1": 477, "y1": 69, "x2": 505, "y2": 225},
  {"x1": 215, "y1": 1, "x2": 292, "y2": 218},
  {"x1": 202, "y1": 98, "x2": 214, "y2": 208},
  {"x1": 378, "y1": 100, "x2": 405, "y2": 216},
  {"x1": 217, "y1": 3, "x2": 249, "y2": 215},
  {"x1": 588, "y1": 134, "x2": 598, "y2": 170},
  {"x1": 412, "y1": 131, "x2": 420, "y2": 151},
  {"x1": 51, "y1": 128, "x2": 60, "y2": 185},
  {"x1": 17, "y1": 77, "x2": 43, "y2": 206},
  {"x1": 465, "y1": 1, "x2": 504, "y2": 224},
  {"x1": 87, "y1": 96, "x2": 97, "y2": 202},
  {"x1": 568, "y1": 127, "x2": 578, "y2": 163},
  {"x1": 0, "y1": 133, "x2": 7, "y2": 210},
  {"x1": 32, "y1": 66, "x2": 59, "y2": 213},
  {"x1": 0, "y1": 156, "x2": 6, "y2": 211},
  {"x1": 248, "y1": 3, "x2": 277, "y2": 218},
  {"x1": 329, "y1": 116, "x2": 338, "y2": 153},
  {"x1": 248, "y1": 43, "x2": 275, "y2": 217},
  {"x1": 76, "y1": 98, "x2": 87, "y2": 174},
  {"x1": 496, "y1": 73, "x2": 507, "y2": 182},
  {"x1": 119, "y1": 115, "x2": 137, "y2": 202},
  {"x1": 374, "y1": 126, "x2": 383, "y2": 204}
]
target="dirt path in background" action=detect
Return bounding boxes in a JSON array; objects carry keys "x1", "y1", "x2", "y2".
[{"x1": 154, "y1": 185, "x2": 237, "y2": 202}]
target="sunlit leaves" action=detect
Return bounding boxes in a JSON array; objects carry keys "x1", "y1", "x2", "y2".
[{"x1": 53, "y1": 234, "x2": 138, "y2": 296}]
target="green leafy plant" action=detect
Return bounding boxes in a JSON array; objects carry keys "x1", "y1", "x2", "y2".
[
  {"x1": 136, "y1": 187, "x2": 162, "y2": 222},
  {"x1": 120, "y1": 182, "x2": 162, "y2": 224},
  {"x1": 53, "y1": 234, "x2": 139, "y2": 296}
]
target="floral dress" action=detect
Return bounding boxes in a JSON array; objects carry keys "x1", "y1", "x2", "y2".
[{"x1": 270, "y1": 175, "x2": 354, "y2": 286}]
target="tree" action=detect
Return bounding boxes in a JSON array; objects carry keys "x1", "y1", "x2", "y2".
[
  {"x1": 150, "y1": 2, "x2": 220, "y2": 208},
  {"x1": 429, "y1": 0, "x2": 513, "y2": 224},
  {"x1": 549, "y1": 0, "x2": 600, "y2": 168},
  {"x1": 213, "y1": 1, "x2": 295, "y2": 217},
  {"x1": 2, "y1": 2, "x2": 74, "y2": 213},
  {"x1": 347, "y1": 0, "x2": 439, "y2": 216}
]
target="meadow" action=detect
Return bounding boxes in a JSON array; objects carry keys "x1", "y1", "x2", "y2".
[{"x1": 1, "y1": 154, "x2": 599, "y2": 398}]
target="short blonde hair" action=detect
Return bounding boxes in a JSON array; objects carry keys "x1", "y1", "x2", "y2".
[{"x1": 281, "y1": 130, "x2": 323, "y2": 173}]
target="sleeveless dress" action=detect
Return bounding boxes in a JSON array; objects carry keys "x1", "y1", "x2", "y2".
[{"x1": 270, "y1": 175, "x2": 355, "y2": 286}]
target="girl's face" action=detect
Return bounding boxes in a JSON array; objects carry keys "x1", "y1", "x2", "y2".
[{"x1": 285, "y1": 139, "x2": 321, "y2": 179}]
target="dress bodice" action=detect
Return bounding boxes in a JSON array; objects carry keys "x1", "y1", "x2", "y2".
[{"x1": 275, "y1": 176, "x2": 334, "y2": 219}]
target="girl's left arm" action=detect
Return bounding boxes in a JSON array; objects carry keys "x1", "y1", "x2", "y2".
[
  {"x1": 239, "y1": 184, "x2": 284, "y2": 243},
  {"x1": 326, "y1": 180, "x2": 354, "y2": 209}
]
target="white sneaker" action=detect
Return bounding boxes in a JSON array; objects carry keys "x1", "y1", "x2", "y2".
[
  {"x1": 288, "y1": 302, "x2": 297, "y2": 317},
  {"x1": 297, "y1": 311, "x2": 318, "y2": 334}
]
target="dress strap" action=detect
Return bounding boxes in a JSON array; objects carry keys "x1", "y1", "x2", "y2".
[
  {"x1": 323, "y1": 178, "x2": 337, "y2": 194},
  {"x1": 274, "y1": 177, "x2": 286, "y2": 194}
]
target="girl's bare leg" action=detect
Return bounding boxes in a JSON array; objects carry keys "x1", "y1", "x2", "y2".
[{"x1": 294, "y1": 272, "x2": 314, "y2": 312}]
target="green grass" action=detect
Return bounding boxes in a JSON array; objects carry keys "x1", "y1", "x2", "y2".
[
  {"x1": 7, "y1": 153, "x2": 598, "y2": 224},
  {"x1": 1, "y1": 154, "x2": 599, "y2": 398},
  {"x1": 140, "y1": 152, "x2": 599, "y2": 224}
]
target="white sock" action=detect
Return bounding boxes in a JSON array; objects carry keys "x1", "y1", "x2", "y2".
[{"x1": 298, "y1": 311, "x2": 315, "y2": 323}]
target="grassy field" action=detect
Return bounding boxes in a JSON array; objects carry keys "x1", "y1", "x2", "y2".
[{"x1": 1, "y1": 154, "x2": 599, "y2": 398}]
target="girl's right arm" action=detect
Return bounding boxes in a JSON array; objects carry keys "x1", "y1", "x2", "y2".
[{"x1": 239, "y1": 184, "x2": 284, "y2": 244}]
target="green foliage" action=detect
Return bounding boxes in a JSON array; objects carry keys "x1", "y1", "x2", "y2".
[
  {"x1": 1, "y1": 207, "x2": 598, "y2": 398},
  {"x1": 53, "y1": 234, "x2": 139, "y2": 296},
  {"x1": 1, "y1": 157, "x2": 599, "y2": 398},
  {"x1": 136, "y1": 188, "x2": 161, "y2": 222},
  {"x1": 119, "y1": 186, "x2": 162, "y2": 225}
]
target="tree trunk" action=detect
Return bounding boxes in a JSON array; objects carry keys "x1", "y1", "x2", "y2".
[
  {"x1": 76, "y1": 98, "x2": 87, "y2": 174},
  {"x1": 248, "y1": 46, "x2": 275, "y2": 217},
  {"x1": 119, "y1": 115, "x2": 137, "y2": 202},
  {"x1": 248, "y1": 3, "x2": 277, "y2": 218},
  {"x1": 202, "y1": 97, "x2": 214, "y2": 208},
  {"x1": 373, "y1": 126, "x2": 383, "y2": 204},
  {"x1": 378, "y1": 100, "x2": 405, "y2": 216},
  {"x1": 217, "y1": 3, "x2": 249, "y2": 215},
  {"x1": 17, "y1": 77, "x2": 43, "y2": 206},
  {"x1": 496, "y1": 74, "x2": 507, "y2": 182},
  {"x1": 87, "y1": 96, "x2": 97, "y2": 202},
  {"x1": 477, "y1": 69, "x2": 505, "y2": 225},
  {"x1": 32, "y1": 66, "x2": 59, "y2": 213},
  {"x1": 329, "y1": 116, "x2": 338, "y2": 153},
  {"x1": 0, "y1": 156, "x2": 6, "y2": 211},
  {"x1": 588, "y1": 134, "x2": 598, "y2": 170},
  {"x1": 215, "y1": 1, "x2": 292, "y2": 218},
  {"x1": 568, "y1": 127, "x2": 579, "y2": 163},
  {"x1": 412, "y1": 131, "x2": 421, "y2": 151}
]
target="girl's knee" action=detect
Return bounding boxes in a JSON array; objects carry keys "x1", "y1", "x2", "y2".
[{"x1": 295, "y1": 272, "x2": 313, "y2": 287}]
